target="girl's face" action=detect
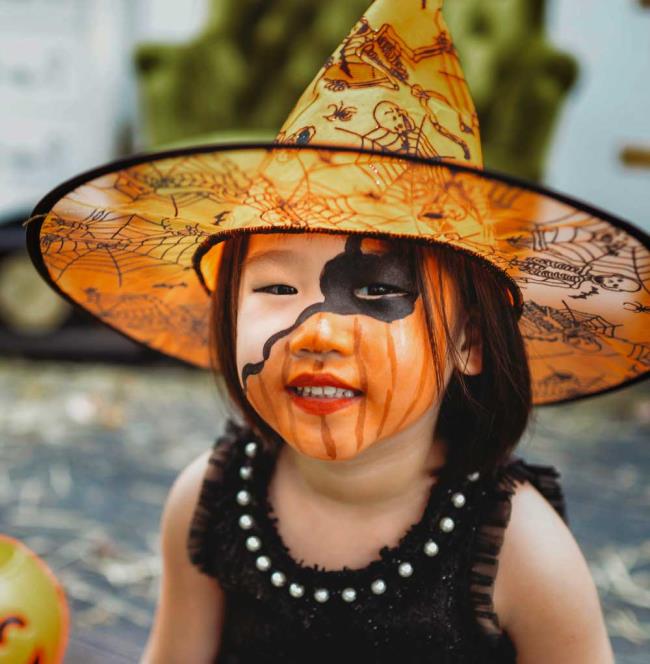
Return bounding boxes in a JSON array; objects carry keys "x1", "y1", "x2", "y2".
[{"x1": 236, "y1": 232, "x2": 467, "y2": 461}]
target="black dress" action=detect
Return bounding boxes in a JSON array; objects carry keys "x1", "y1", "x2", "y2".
[{"x1": 188, "y1": 419, "x2": 567, "y2": 664}]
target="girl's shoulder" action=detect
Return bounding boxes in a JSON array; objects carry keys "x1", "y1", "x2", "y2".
[
  {"x1": 498, "y1": 457, "x2": 571, "y2": 588},
  {"x1": 491, "y1": 456, "x2": 571, "y2": 589},
  {"x1": 471, "y1": 456, "x2": 568, "y2": 638},
  {"x1": 186, "y1": 417, "x2": 257, "y2": 575},
  {"x1": 162, "y1": 419, "x2": 247, "y2": 532},
  {"x1": 492, "y1": 460, "x2": 611, "y2": 659}
]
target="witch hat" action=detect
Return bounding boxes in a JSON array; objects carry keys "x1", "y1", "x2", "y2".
[{"x1": 26, "y1": 0, "x2": 650, "y2": 405}]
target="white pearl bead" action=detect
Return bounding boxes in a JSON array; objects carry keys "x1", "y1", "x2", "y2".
[
  {"x1": 451, "y1": 492, "x2": 466, "y2": 508},
  {"x1": 467, "y1": 471, "x2": 480, "y2": 482},
  {"x1": 398, "y1": 562, "x2": 413, "y2": 577},
  {"x1": 239, "y1": 465, "x2": 253, "y2": 480},
  {"x1": 271, "y1": 571, "x2": 286, "y2": 587},
  {"x1": 238, "y1": 514, "x2": 253, "y2": 530},
  {"x1": 423, "y1": 539, "x2": 439, "y2": 557},
  {"x1": 439, "y1": 517, "x2": 455, "y2": 533},
  {"x1": 370, "y1": 579, "x2": 386, "y2": 595},
  {"x1": 245, "y1": 442, "x2": 257, "y2": 458},
  {"x1": 341, "y1": 587, "x2": 357, "y2": 602},
  {"x1": 245, "y1": 536, "x2": 261, "y2": 552},
  {"x1": 289, "y1": 583, "x2": 304, "y2": 598},
  {"x1": 255, "y1": 555, "x2": 271, "y2": 571},
  {"x1": 314, "y1": 588, "x2": 330, "y2": 603},
  {"x1": 236, "y1": 490, "x2": 251, "y2": 506}
]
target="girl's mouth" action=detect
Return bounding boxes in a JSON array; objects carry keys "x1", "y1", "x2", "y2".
[
  {"x1": 285, "y1": 385, "x2": 363, "y2": 415},
  {"x1": 285, "y1": 372, "x2": 363, "y2": 415}
]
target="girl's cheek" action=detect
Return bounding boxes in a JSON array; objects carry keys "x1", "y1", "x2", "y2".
[
  {"x1": 384, "y1": 308, "x2": 439, "y2": 406},
  {"x1": 236, "y1": 294, "x2": 306, "y2": 385},
  {"x1": 389, "y1": 305, "x2": 433, "y2": 368},
  {"x1": 339, "y1": 310, "x2": 435, "y2": 451},
  {"x1": 236, "y1": 296, "x2": 265, "y2": 386},
  {"x1": 391, "y1": 317, "x2": 419, "y2": 361}
]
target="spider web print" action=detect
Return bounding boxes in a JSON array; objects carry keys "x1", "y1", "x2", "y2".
[
  {"x1": 40, "y1": 152, "x2": 261, "y2": 362},
  {"x1": 226, "y1": 151, "x2": 487, "y2": 242},
  {"x1": 37, "y1": 146, "x2": 650, "y2": 404},
  {"x1": 42, "y1": 211, "x2": 209, "y2": 286}
]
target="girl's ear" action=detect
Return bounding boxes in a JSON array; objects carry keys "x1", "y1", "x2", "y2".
[{"x1": 457, "y1": 312, "x2": 482, "y2": 376}]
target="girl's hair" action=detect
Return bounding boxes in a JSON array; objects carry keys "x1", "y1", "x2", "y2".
[{"x1": 209, "y1": 233, "x2": 531, "y2": 478}]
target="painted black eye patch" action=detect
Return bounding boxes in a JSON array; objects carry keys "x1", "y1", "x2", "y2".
[
  {"x1": 241, "y1": 235, "x2": 419, "y2": 388},
  {"x1": 319, "y1": 236, "x2": 418, "y2": 321}
]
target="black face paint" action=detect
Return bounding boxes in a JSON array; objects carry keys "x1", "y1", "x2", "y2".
[{"x1": 241, "y1": 236, "x2": 418, "y2": 389}]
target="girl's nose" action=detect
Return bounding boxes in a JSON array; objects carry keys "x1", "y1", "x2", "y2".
[{"x1": 288, "y1": 312, "x2": 355, "y2": 357}]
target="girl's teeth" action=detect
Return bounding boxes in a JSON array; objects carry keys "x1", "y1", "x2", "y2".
[{"x1": 294, "y1": 386, "x2": 356, "y2": 398}]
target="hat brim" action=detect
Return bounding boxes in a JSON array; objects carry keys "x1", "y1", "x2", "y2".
[{"x1": 26, "y1": 142, "x2": 650, "y2": 405}]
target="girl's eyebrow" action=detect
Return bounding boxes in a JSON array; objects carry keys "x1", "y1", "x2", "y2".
[{"x1": 243, "y1": 248, "x2": 299, "y2": 269}]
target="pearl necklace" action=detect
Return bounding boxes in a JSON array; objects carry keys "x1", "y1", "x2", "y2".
[{"x1": 236, "y1": 440, "x2": 480, "y2": 604}]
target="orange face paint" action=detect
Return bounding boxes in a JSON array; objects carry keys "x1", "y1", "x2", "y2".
[{"x1": 236, "y1": 233, "x2": 459, "y2": 461}]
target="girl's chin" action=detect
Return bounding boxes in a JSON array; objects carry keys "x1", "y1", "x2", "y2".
[
  {"x1": 288, "y1": 444, "x2": 364, "y2": 462},
  {"x1": 283, "y1": 431, "x2": 375, "y2": 462}
]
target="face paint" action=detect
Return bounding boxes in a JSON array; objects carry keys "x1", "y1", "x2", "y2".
[
  {"x1": 236, "y1": 233, "x2": 457, "y2": 461},
  {"x1": 241, "y1": 235, "x2": 418, "y2": 384}
]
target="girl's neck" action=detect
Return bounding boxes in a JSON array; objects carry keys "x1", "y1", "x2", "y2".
[{"x1": 277, "y1": 409, "x2": 447, "y2": 513}]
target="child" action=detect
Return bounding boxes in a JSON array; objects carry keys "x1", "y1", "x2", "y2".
[
  {"x1": 139, "y1": 231, "x2": 613, "y2": 663},
  {"x1": 26, "y1": 0, "x2": 648, "y2": 662}
]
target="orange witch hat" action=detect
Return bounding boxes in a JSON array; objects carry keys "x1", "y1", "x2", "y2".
[{"x1": 26, "y1": 0, "x2": 650, "y2": 405}]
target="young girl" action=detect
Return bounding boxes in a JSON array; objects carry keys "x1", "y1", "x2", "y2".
[
  {"x1": 26, "y1": 0, "x2": 648, "y2": 662},
  {"x1": 139, "y1": 231, "x2": 613, "y2": 663}
]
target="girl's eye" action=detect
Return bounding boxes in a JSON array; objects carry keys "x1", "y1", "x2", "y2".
[
  {"x1": 253, "y1": 284, "x2": 297, "y2": 295},
  {"x1": 354, "y1": 283, "x2": 409, "y2": 300}
]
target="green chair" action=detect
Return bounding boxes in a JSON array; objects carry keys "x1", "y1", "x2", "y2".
[{"x1": 135, "y1": 0, "x2": 576, "y2": 181}]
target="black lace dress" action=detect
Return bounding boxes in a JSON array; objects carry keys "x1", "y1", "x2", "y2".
[{"x1": 188, "y1": 419, "x2": 567, "y2": 664}]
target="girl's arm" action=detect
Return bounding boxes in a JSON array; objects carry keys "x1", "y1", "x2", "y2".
[
  {"x1": 140, "y1": 451, "x2": 225, "y2": 664},
  {"x1": 495, "y1": 481, "x2": 614, "y2": 664}
]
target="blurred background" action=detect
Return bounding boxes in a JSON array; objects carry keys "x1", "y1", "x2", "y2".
[{"x1": 0, "y1": 0, "x2": 648, "y2": 661}]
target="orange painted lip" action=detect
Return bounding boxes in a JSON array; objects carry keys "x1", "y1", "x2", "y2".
[
  {"x1": 285, "y1": 372, "x2": 363, "y2": 416},
  {"x1": 286, "y1": 389, "x2": 361, "y2": 415}
]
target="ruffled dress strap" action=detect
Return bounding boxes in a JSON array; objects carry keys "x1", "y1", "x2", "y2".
[
  {"x1": 501, "y1": 458, "x2": 568, "y2": 524},
  {"x1": 469, "y1": 457, "x2": 568, "y2": 644},
  {"x1": 187, "y1": 418, "x2": 255, "y2": 577}
]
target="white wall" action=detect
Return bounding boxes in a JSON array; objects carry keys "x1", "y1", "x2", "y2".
[
  {"x1": 134, "y1": 0, "x2": 209, "y2": 42},
  {"x1": 0, "y1": 0, "x2": 135, "y2": 221},
  {"x1": 0, "y1": 0, "x2": 209, "y2": 222},
  {"x1": 545, "y1": 0, "x2": 650, "y2": 232}
]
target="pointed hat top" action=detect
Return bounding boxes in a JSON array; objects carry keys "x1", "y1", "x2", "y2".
[{"x1": 277, "y1": 0, "x2": 482, "y2": 167}]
